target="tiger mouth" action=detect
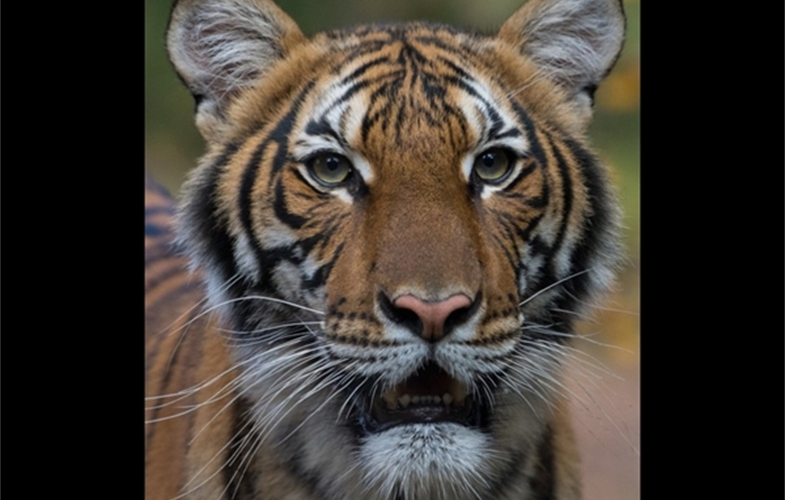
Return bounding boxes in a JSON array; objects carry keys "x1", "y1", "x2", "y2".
[{"x1": 355, "y1": 362, "x2": 487, "y2": 434}]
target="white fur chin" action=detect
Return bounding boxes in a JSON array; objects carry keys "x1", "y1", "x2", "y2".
[{"x1": 359, "y1": 423, "x2": 493, "y2": 500}]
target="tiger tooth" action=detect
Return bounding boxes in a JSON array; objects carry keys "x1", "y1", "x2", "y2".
[
  {"x1": 383, "y1": 391, "x2": 398, "y2": 409},
  {"x1": 443, "y1": 393, "x2": 453, "y2": 406},
  {"x1": 450, "y1": 380, "x2": 469, "y2": 405},
  {"x1": 399, "y1": 394, "x2": 411, "y2": 408},
  {"x1": 411, "y1": 396, "x2": 421, "y2": 405}
]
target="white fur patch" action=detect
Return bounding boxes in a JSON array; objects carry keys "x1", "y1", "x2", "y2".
[
  {"x1": 233, "y1": 231, "x2": 261, "y2": 280},
  {"x1": 359, "y1": 423, "x2": 493, "y2": 500}
]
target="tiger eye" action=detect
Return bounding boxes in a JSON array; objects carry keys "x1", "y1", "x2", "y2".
[
  {"x1": 308, "y1": 153, "x2": 353, "y2": 186},
  {"x1": 473, "y1": 148, "x2": 514, "y2": 182}
]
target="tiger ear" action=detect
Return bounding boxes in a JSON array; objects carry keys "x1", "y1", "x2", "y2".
[
  {"x1": 499, "y1": 0, "x2": 625, "y2": 109},
  {"x1": 167, "y1": 0, "x2": 306, "y2": 141}
]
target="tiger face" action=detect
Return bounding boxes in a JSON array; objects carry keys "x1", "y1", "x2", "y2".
[{"x1": 159, "y1": 0, "x2": 626, "y2": 498}]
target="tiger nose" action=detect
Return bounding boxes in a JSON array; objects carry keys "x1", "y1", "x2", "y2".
[{"x1": 392, "y1": 294, "x2": 474, "y2": 342}]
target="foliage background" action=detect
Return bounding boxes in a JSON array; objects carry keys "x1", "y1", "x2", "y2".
[{"x1": 145, "y1": 1, "x2": 640, "y2": 498}]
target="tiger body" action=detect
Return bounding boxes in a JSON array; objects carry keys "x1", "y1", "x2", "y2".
[{"x1": 146, "y1": 0, "x2": 625, "y2": 499}]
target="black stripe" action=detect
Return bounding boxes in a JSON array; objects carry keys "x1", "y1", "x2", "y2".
[
  {"x1": 529, "y1": 425, "x2": 555, "y2": 500},
  {"x1": 185, "y1": 141, "x2": 242, "y2": 295},
  {"x1": 303, "y1": 242, "x2": 344, "y2": 289},
  {"x1": 273, "y1": 176, "x2": 308, "y2": 229},
  {"x1": 304, "y1": 117, "x2": 341, "y2": 143},
  {"x1": 239, "y1": 82, "x2": 316, "y2": 242},
  {"x1": 144, "y1": 257, "x2": 190, "y2": 294},
  {"x1": 485, "y1": 104, "x2": 505, "y2": 140},
  {"x1": 500, "y1": 160, "x2": 540, "y2": 198},
  {"x1": 282, "y1": 428, "x2": 330, "y2": 499},
  {"x1": 515, "y1": 213, "x2": 545, "y2": 244},
  {"x1": 509, "y1": 101, "x2": 547, "y2": 166},
  {"x1": 556, "y1": 138, "x2": 617, "y2": 313},
  {"x1": 335, "y1": 70, "x2": 404, "y2": 110},
  {"x1": 223, "y1": 397, "x2": 259, "y2": 500},
  {"x1": 145, "y1": 176, "x2": 174, "y2": 197},
  {"x1": 494, "y1": 128, "x2": 522, "y2": 140},
  {"x1": 344, "y1": 55, "x2": 392, "y2": 82},
  {"x1": 144, "y1": 279, "x2": 204, "y2": 373},
  {"x1": 144, "y1": 205, "x2": 176, "y2": 217},
  {"x1": 144, "y1": 223, "x2": 170, "y2": 238},
  {"x1": 144, "y1": 243, "x2": 180, "y2": 269},
  {"x1": 545, "y1": 135, "x2": 573, "y2": 274},
  {"x1": 298, "y1": 219, "x2": 340, "y2": 254},
  {"x1": 520, "y1": 235, "x2": 551, "y2": 307},
  {"x1": 489, "y1": 209, "x2": 522, "y2": 276},
  {"x1": 482, "y1": 447, "x2": 529, "y2": 498},
  {"x1": 435, "y1": 54, "x2": 477, "y2": 82},
  {"x1": 145, "y1": 293, "x2": 203, "y2": 455}
]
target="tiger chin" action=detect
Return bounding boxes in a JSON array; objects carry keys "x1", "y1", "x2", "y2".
[{"x1": 145, "y1": 0, "x2": 626, "y2": 499}]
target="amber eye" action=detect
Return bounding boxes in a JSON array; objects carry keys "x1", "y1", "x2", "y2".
[
  {"x1": 473, "y1": 148, "x2": 515, "y2": 183},
  {"x1": 307, "y1": 153, "x2": 353, "y2": 186}
]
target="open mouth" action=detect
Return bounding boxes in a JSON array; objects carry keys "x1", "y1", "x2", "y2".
[{"x1": 355, "y1": 362, "x2": 488, "y2": 434}]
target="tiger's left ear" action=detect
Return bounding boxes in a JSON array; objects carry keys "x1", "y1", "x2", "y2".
[{"x1": 499, "y1": 0, "x2": 625, "y2": 110}]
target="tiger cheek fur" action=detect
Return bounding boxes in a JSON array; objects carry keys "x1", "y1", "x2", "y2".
[{"x1": 147, "y1": 0, "x2": 627, "y2": 499}]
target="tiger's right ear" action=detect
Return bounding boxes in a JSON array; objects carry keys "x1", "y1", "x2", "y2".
[
  {"x1": 167, "y1": 0, "x2": 306, "y2": 141},
  {"x1": 499, "y1": 0, "x2": 625, "y2": 118}
]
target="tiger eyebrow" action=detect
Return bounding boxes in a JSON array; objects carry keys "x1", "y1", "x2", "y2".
[
  {"x1": 305, "y1": 118, "x2": 341, "y2": 142},
  {"x1": 491, "y1": 128, "x2": 522, "y2": 141}
]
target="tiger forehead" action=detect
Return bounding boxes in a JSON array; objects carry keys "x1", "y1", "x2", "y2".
[{"x1": 295, "y1": 25, "x2": 517, "y2": 156}]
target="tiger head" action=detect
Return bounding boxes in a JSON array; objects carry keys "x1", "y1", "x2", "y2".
[{"x1": 167, "y1": 0, "x2": 625, "y2": 498}]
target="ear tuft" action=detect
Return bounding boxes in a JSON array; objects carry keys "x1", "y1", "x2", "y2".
[
  {"x1": 167, "y1": 0, "x2": 305, "y2": 139},
  {"x1": 500, "y1": 0, "x2": 625, "y2": 102}
]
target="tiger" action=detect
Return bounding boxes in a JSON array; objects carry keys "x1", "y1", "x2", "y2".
[{"x1": 145, "y1": 0, "x2": 626, "y2": 498}]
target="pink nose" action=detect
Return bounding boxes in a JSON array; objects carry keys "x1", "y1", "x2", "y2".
[{"x1": 393, "y1": 294, "x2": 473, "y2": 342}]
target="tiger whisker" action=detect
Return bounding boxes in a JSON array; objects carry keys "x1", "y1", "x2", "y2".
[
  {"x1": 223, "y1": 358, "x2": 363, "y2": 497},
  {"x1": 521, "y1": 330, "x2": 625, "y2": 380},
  {"x1": 157, "y1": 273, "x2": 243, "y2": 339},
  {"x1": 518, "y1": 268, "x2": 594, "y2": 308},
  {"x1": 175, "y1": 344, "x2": 318, "y2": 430},
  {"x1": 562, "y1": 289, "x2": 640, "y2": 317},
  {"x1": 161, "y1": 273, "x2": 243, "y2": 368},
  {"x1": 145, "y1": 335, "x2": 311, "y2": 410},
  {"x1": 217, "y1": 321, "x2": 323, "y2": 336},
  {"x1": 182, "y1": 350, "x2": 340, "y2": 496}
]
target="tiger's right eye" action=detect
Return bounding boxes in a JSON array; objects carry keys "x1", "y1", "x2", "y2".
[{"x1": 307, "y1": 153, "x2": 353, "y2": 186}]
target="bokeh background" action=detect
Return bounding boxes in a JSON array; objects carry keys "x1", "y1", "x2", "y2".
[{"x1": 145, "y1": 0, "x2": 640, "y2": 498}]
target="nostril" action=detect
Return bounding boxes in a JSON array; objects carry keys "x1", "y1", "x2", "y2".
[
  {"x1": 443, "y1": 303, "x2": 473, "y2": 333},
  {"x1": 380, "y1": 292, "x2": 475, "y2": 342},
  {"x1": 378, "y1": 292, "x2": 423, "y2": 334}
]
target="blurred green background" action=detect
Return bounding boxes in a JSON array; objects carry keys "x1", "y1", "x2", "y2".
[{"x1": 145, "y1": 1, "x2": 639, "y2": 498}]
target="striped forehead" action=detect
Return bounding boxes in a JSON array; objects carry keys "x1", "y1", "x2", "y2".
[{"x1": 293, "y1": 33, "x2": 528, "y2": 170}]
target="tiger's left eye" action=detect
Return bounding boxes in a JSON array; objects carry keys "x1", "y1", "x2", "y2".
[
  {"x1": 473, "y1": 148, "x2": 515, "y2": 183},
  {"x1": 307, "y1": 153, "x2": 353, "y2": 186}
]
